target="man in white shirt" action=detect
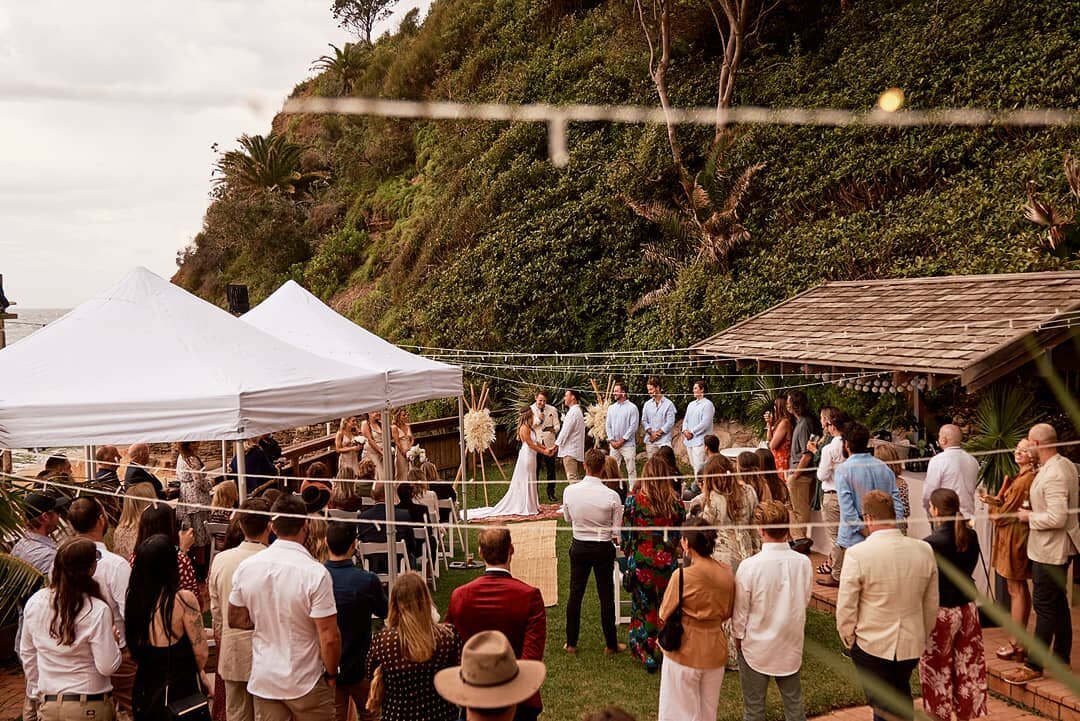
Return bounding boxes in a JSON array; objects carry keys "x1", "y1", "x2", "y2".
[
  {"x1": 229, "y1": 494, "x2": 341, "y2": 721},
  {"x1": 531, "y1": 390, "x2": 562, "y2": 502},
  {"x1": 681, "y1": 379, "x2": 715, "y2": 477},
  {"x1": 640, "y1": 376, "x2": 676, "y2": 458},
  {"x1": 813, "y1": 408, "x2": 847, "y2": 586},
  {"x1": 1006, "y1": 423, "x2": 1080, "y2": 685},
  {"x1": 67, "y1": 497, "x2": 136, "y2": 720},
  {"x1": 836, "y1": 490, "x2": 938, "y2": 721},
  {"x1": 922, "y1": 424, "x2": 979, "y2": 517},
  {"x1": 605, "y1": 381, "x2": 640, "y2": 485},
  {"x1": 210, "y1": 498, "x2": 271, "y2": 721},
  {"x1": 733, "y1": 501, "x2": 813, "y2": 721},
  {"x1": 562, "y1": 449, "x2": 625, "y2": 656},
  {"x1": 554, "y1": 388, "x2": 586, "y2": 485}
]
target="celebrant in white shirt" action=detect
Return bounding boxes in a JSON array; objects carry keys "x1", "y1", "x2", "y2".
[
  {"x1": 562, "y1": 449, "x2": 625, "y2": 656},
  {"x1": 554, "y1": 388, "x2": 587, "y2": 485},
  {"x1": 532, "y1": 390, "x2": 562, "y2": 503},
  {"x1": 732, "y1": 501, "x2": 814, "y2": 721},
  {"x1": 21, "y1": 538, "x2": 123, "y2": 721},
  {"x1": 641, "y1": 376, "x2": 676, "y2": 458},
  {"x1": 682, "y1": 380, "x2": 715, "y2": 478},
  {"x1": 922, "y1": 424, "x2": 979, "y2": 517},
  {"x1": 605, "y1": 381, "x2": 640, "y2": 485}
]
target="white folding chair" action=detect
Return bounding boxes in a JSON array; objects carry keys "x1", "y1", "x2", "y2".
[
  {"x1": 327, "y1": 509, "x2": 358, "y2": 520},
  {"x1": 206, "y1": 522, "x2": 229, "y2": 566},
  {"x1": 357, "y1": 539, "x2": 411, "y2": 586},
  {"x1": 613, "y1": 550, "x2": 632, "y2": 625},
  {"x1": 437, "y1": 498, "x2": 465, "y2": 559}
]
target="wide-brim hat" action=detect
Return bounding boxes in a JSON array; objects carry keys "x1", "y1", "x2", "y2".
[
  {"x1": 300, "y1": 483, "x2": 331, "y2": 513},
  {"x1": 434, "y1": 631, "x2": 546, "y2": 709}
]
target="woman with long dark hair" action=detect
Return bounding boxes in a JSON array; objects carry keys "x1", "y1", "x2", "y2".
[
  {"x1": 919, "y1": 488, "x2": 988, "y2": 720},
  {"x1": 20, "y1": 538, "x2": 122, "y2": 721},
  {"x1": 621, "y1": 457, "x2": 686, "y2": 672},
  {"x1": 765, "y1": 397, "x2": 794, "y2": 482},
  {"x1": 132, "y1": 503, "x2": 198, "y2": 594},
  {"x1": 126, "y1": 534, "x2": 209, "y2": 721},
  {"x1": 754, "y1": 448, "x2": 789, "y2": 506}
]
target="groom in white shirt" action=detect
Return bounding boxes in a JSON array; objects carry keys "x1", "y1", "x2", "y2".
[{"x1": 554, "y1": 389, "x2": 586, "y2": 487}]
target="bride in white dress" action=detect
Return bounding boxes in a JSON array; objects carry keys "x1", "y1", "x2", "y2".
[{"x1": 467, "y1": 407, "x2": 550, "y2": 519}]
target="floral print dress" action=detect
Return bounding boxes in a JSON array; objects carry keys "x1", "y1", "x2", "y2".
[{"x1": 621, "y1": 492, "x2": 686, "y2": 672}]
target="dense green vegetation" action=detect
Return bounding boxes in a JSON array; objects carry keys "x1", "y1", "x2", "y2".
[{"x1": 174, "y1": 0, "x2": 1080, "y2": 392}]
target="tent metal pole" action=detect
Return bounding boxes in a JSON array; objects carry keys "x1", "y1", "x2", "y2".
[
  {"x1": 235, "y1": 440, "x2": 247, "y2": 502},
  {"x1": 382, "y1": 407, "x2": 397, "y2": 588},
  {"x1": 220, "y1": 441, "x2": 227, "y2": 484},
  {"x1": 85, "y1": 445, "x2": 95, "y2": 482},
  {"x1": 458, "y1": 396, "x2": 471, "y2": 564}
]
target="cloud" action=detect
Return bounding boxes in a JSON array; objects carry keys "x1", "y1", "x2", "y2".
[{"x1": 0, "y1": 0, "x2": 426, "y2": 307}]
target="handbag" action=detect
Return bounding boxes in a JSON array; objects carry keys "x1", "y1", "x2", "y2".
[
  {"x1": 163, "y1": 628, "x2": 211, "y2": 721},
  {"x1": 657, "y1": 562, "x2": 685, "y2": 653}
]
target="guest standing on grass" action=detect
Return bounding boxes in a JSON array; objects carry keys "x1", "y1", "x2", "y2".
[
  {"x1": 20, "y1": 539, "x2": 122, "y2": 721},
  {"x1": 621, "y1": 458, "x2": 686, "y2": 673},
  {"x1": 445, "y1": 528, "x2": 547, "y2": 721},
  {"x1": 554, "y1": 388, "x2": 587, "y2": 487},
  {"x1": 733, "y1": 501, "x2": 813, "y2": 721},
  {"x1": 365, "y1": 572, "x2": 462, "y2": 721},
  {"x1": 563, "y1": 448, "x2": 625, "y2": 657},
  {"x1": 657, "y1": 518, "x2": 734, "y2": 721},
  {"x1": 641, "y1": 376, "x2": 676, "y2": 459},
  {"x1": 228, "y1": 494, "x2": 340, "y2": 720},
  {"x1": 980, "y1": 439, "x2": 1035, "y2": 663},
  {"x1": 325, "y1": 522, "x2": 387, "y2": 721},
  {"x1": 209, "y1": 498, "x2": 271, "y2": 721},
  {"x1": 1004, "y1": 423, "x2": 1080, "y2": 686},
  {"x1": 435, "y1": 631, "x2": 546, "y2": 721},
  {"x1": 176, "y1": 440, "x2": 212, "y2": 581},
  {"x1": 920, "y1": 489, "x2": 988, "y2": 720},
  {"x1": 606, "y1": 381, "x2": 640, "y2": 486},
  {"x1": 836, "y1": 490, "x2": 938, "y2": 721},
  {"x1": 127, "y1": 535, "x2": 210, "y2": 721},
  {"x1": 682, "y1": 380, "x2": 715, "y2": 479}
]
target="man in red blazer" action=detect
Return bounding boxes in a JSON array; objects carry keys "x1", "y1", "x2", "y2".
[{"x1": 446, "y1": 528, "x2": 547, "y2": 720}]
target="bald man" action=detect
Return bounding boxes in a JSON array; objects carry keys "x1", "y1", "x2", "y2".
[
  {"x1": 921, "y1": 424, "x2": 979, "y2": 517},
  {"x1": 124, "y1": 443, "x2": 164, "y2": 498},
  {"x1": 1005, "y1": 423, "x2": 1080, "y2": 685}
]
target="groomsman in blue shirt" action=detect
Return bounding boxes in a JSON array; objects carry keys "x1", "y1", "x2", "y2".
[
  {"x1": 605, "y1": 380, "x2": 640, "y2": 486},
  {"x1": 682, "y1": 379, "x2": 715, "y2": 479},
  {"x1": 641, "y1": 376, "x2": 676, "y2": 460}
]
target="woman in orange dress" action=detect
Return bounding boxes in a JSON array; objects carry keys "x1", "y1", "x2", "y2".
[
  {"x1": 765, "y1": 397, "x2": 794, "y2": 481},
  {"x1": 980, "y1": 439, "x2": 1036, "y2": 661}
]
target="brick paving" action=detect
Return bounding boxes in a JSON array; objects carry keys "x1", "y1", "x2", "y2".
[
  {"x1": 0, "y1": 663, "x2": 24, "y2": 721},
  {"x1": 810, "y1": 697, "x2": 1047, "y2": 720}
]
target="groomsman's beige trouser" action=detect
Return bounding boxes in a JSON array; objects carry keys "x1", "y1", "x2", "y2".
[
  {"x1": 687, "y1": 445, "x2": 707, "y2": 477},
  {"x1": 562, "y1": 456, "x2": 582, "y2": 482},
  {"x1": 612, "y1": 444, "x2": 637, "y2": 487}
]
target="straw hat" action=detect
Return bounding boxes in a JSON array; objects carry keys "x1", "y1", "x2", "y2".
[{"x1": 434, "y1": 631, "x2": 546, "y2": 709}]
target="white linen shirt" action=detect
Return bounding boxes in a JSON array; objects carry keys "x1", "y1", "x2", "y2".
[
  {"x1": 731, "y1": 542, "x2": 813, "y2": 676},
  {"x1": 92, "y1": 541, "x2": 131, "y2": 648},
  {"x1": 682, "y1": 398, "x2": 715, "y2": 448},
  {"x1": 922, "y1": 446, "x2": 980, "y2": 517},
  {"x1": 20, "y1": 589, "x2": 122, "y2": 696},
  {"x1": 229, "y1": 539, "x2": 337, "y2": 700},
  {"x1": 605, "y1": 400, "x2": 640, "y2": 448},
  {"x1": 563, "y1": 476, "x2": 623, "y2": 542},
  {"x1": 816, "y1": 435, "x2": 845, "y2": 493},
  {"x1": 640, "y1": 396, "x2": 676, "y2": 446},
  {"x1": 554, "y1": 404, "x2": 586, "y2": 462}
]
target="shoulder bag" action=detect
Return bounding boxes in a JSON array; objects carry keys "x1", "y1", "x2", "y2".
[{"x1": 657, "y1": 562, "x2": 684, "y2": 652}]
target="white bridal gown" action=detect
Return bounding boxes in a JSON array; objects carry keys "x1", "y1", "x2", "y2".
[{"x1": 467, "y1": 427, "x2": 541, "y2": 519}]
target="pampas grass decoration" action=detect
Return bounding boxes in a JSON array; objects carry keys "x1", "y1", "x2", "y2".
[
  {"x1": 464, "y1": 408, "x2": 497, "y2": 453},
  {"x1": 584, "y1": 400, "x2": 611, "y2": 443}
]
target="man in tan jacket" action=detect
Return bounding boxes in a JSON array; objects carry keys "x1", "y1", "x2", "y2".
[
  {"x1": 1005, "y1": 423, "x2": 1080, "y2": 685},
  {"x1": 836, "y1": 490, "x2": 938, "y2": 721}
]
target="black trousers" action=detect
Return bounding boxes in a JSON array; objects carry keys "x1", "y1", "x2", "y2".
[
  {"x1": 566, "y1": 539, "x2": 618, "y2": 649},
  {"x1": 540, "y1": 450, "x2": 558, "y2": 499},
  {"x1": 1028, "y1": 560, "x2": 1073, "y2": 671},
  {"x1": 850, "y1": 643, "x2": 918, "y2": 721}
]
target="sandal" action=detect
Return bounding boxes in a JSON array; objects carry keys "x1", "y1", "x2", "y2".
[
  {"x1": 816, "y1": 562, "x2": 833, "y2": 575},
  {"x1": 996, "y1": 643, "x2": 1025, "y2": 661}
]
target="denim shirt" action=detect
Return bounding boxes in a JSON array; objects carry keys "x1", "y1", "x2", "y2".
[{"x1": 835, "y1": 453, "x2": 904, "y2": 549}]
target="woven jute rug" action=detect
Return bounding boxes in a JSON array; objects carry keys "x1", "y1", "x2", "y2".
[{"x1": 507, "y1": 520, "x2": 559, "y2": 607}]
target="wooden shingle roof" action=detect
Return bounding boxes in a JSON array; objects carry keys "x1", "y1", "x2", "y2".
[{"x1": 691, "y1": 271, "x2": 1080, "y2": 391}]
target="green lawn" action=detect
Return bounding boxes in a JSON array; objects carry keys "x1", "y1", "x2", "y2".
[{"x1": 429, "y1": 470, "x2": 869, "y2": 721}]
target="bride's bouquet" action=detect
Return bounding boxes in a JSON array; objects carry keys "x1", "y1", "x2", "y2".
[{"x1": 406, "y1": 444, "x2": 427, "y2": 467}]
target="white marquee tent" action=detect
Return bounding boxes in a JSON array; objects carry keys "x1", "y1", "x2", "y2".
[
  {"x1": 241, "y1": 280, "x2": 462, "y2": 405},
  {"x1": 0, "y1": 267, "x2": 389, "y2": 448}
]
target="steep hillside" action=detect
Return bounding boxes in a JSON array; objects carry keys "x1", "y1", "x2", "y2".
[{"x1": 174, "y1": 0, "x2": 1080, "y2": 358}]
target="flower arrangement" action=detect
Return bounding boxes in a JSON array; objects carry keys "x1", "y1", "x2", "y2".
[
  {"x1": 464, "y1": 408, "x2": 497, "y2": 453},
  {"x1": 584, "y1": 400, "x2": 611, "y2": 443},
  {"x1": 406, "y1": 444, "x2": 427, "y2": 466}
]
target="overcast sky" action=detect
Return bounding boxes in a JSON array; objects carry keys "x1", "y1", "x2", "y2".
[{"x1": 0, "y1": 0, "x2": 424, "y2": 308}]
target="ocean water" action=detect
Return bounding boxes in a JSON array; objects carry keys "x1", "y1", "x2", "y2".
[{"x1": 2, "y1": 309, "x2": 76, "y2": 471}]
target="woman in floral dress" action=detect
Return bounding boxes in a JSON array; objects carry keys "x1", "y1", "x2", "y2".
[
  {"x1": 621, "y1": 457, "x2": 686, "y2": 673},
  {"x1": 699, "y1": 453, "x2": 759, "y2": 668},
  {"x1": 176, "y1": 441, "x2": 212, "y2": 581},
  {"x1": 765, "y1": 397, "x2": 794, "y2": 481}
]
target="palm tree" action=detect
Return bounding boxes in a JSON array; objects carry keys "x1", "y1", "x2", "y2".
[
  {"x1": 624, "y1": 154, "x2": 764, "y2": 312},
  {"x1": 214, "y1": 134, "x2": 326, "y2": 199},
  {"x1": 0, "y1": 485, "x2": 45, "y2": 630},
  {"x1": 966, "y1": 385, "x2": 1042, "y2": 494},
  {"x1": 1023, "y1": 152, "x2": 1080, "y2": 254},
  {"x1": 310, "y1": 43, "x2": 364, "y2": 95}
]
